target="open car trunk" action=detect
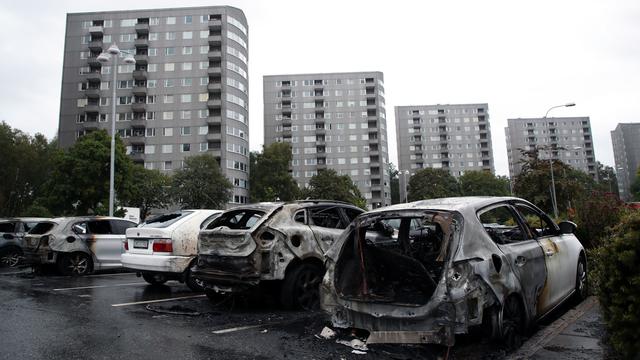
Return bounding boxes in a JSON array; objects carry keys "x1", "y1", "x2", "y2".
[{"x1": 334, "y1": 211, "x2": 454, "y2": 306}]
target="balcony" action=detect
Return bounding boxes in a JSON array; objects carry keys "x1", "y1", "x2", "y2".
[
  {"x1": 134, "y1": 38, "x2": 149, "y2": 48},
  {"x1": 207, "y1": 66, "x2": 222, "y2": 75},
  {"x1": 207, "y1": 83, "x2": 222, "y2": 92},
  {"x1": 85, "y1": 88, "x2": 100, "y2": 98},
  {"x1": 207, "y1": 99, "x2": 222, "y2": 108},
  {"x1": 89, "y1": 26, "x2": 104, "y2": 35},
  {"x1": 83, "y1": 121, "x2": 100, "y2": 130},
  {"x1": 208, "y1": 35, "x2": 222, "y2": 45},
  {"x1": 207, "y1": 115, "x2": 222, "y2": 125},
  {"x1": 130, "y1": 152, "x2": 144, "y2": 162},
  {"x1": 87, "y1": 56, "x2": 102, "y2": 66},
  {"x1": 207, "y1": 50, "x2": 222, "y2": 60},
  {"x1": 134, "y1": 54, "x2": 148, "y2": 64},
  {"x1": 135, "y1": 23, "x2": 149, "y2": 34},
  {"x1": 208, "y1": 19, "x2": 222, "y2": 30},
  {"x1": 84, "y1": 105, "x2": 100, "y2": 114},
  {"x1": 132, "y1": 86, "x2": 147, "y2": 96},
  {"x1": 128, "y1": 136, "x2": 145, "y2": 144},
  {"x1": 86, "y1": 71, "x2": 102, "y2": 82},
  {"x1": 131, "y1": 119, "x2": 146, "y2": 127},
  {"x1": 89, "y1": 40, "x2": 103, "y2": 51},
  {"x1": 315, "y1": 128, "x2": 326, "y2": 135},
  {"x1": 132, "y1": 70, "x2": 147, "y2": 80},
  {"x1": 206, "y1": 133, "x2": 222, "y2": 141},
  {"x1": 131, "y1": 103, "x2": 146, "y2": 112}
]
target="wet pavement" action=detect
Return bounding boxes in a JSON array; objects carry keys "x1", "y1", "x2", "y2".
[{"x1": 0, "y1": 266, "x2": 599, "y2": 360}]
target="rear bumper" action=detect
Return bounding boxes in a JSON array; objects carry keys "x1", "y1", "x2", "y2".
[
  {"x1": 190, "y1": 254, "x2": 260, "y2": 292},
  {"x1": 121, "y1": 253, "x2": 192, "y2": 273},
  {"x1": 22, "y1": 248, "x2": 56, "y2": 265}
]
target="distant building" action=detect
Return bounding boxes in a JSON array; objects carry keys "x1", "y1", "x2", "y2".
[
  {"x1": 263, "y1": 72, "x2": 391, "y2": 209},
  {"x1": 395, "y1": 103, "x2": 494, "y2": 177},
  {"x1": 611, "y1": 123, "x2": 640, "y2": 201},
  {"x1": 505, "y1": 117, "x2": 596, "y2": 178},
  {"x1": 58, "y1": 6, "x2": 250, "y2": 205}
]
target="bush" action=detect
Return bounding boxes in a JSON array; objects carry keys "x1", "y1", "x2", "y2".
[
  {"x1": 596, "y1": 211, "x2": 640, "y2": 358},
  {"x1": 572, "y1": 191, "x2": 624, "y2": 249}
]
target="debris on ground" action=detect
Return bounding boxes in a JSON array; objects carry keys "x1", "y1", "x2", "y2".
[
  {"x1": 351, "y1": 350, "x2": 367, "y2": 355},
  {"x1": 145, "y1": 304, "x2": 201, "y2": 316},
  {"x1": 336, "y1": 338, "x2": 368, "y2": 352},
  {"x1": 317, "y1": 326, "x2": 336, "y2": 340}
]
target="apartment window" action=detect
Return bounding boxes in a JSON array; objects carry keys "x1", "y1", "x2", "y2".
[
  {"x1": 163, "y1": 128, "x2": 173, "y2": 137},
  {"x1": 227, "y1": 16, "x2": 247, "y2": 35},
  {"x1": 164, "y1": 79, "x2": 174, "y2": 87},
  {"x1": 166, "y1": 17, "x2": 176, "y2": 25},
  {"x1": 117, "y1": 64, "x2": 135, "y2": 73},
  {"x1": 198, "y1": 93, "x2": 209, "y2": 102},
  {"x1": 182, "y1": 31, "x2": 193, "y2": 39},
  {"x1": 145, "y1": 128, "x2": 156, "y2": 137},
  {"x1": 226, "y1": 31, "x2": 247, "y2": 49},
  {"x1": 182, "y1": 62, "x2": 192, "y2": 71},
  {"x1": 120, "y1": 19, "x2": 136, "y2": 27},
  {"x1": 164, "y1": 63, "x2": 175, "y2": 71},
  {"x1": 163, "y1": 161, "x2": 172, "y2": 170},
  {"x1": 144, "y1": 162, "x2": 154, "y2": 170},
  {"x1": 148, "y1": 64, "x2": 157, "y2": 72},
  {"x1": 149, "y1": 33, "x2": 159, "y2": 41},
  {"x1": 182, "y1": 144, "x2": 191, "y2": 152},
  {"x1": 200, "y1": 77, "x2": 208, "y2": 85},
  {"x1": 163, "y1": 112, "x2": 174, "y2": 120},
  {"x1": 226, "y1": 46, "x2": 247, "y2": 64},
  {"x1": 165, "y1": 47, "x2": 176, "y2": 56},
  {"x1": 182, "y1": 46, "x2": 193, "y2": 55},
  {"x1": 166, "y1": 32, "x2": 176, "y2": 40},
  {"x1": 147, "y1": 80, "x2": 157, "y2": 88},
  {"x1": 100, "y1": 98, "x2": 109, "y2": 106},
  {"x1": 181, "y1": 127, "x2": 191, "y2": 136},
  {"x1": 120, "y1": 34, "x2": 135, "y2": 42},
  {"x1": 145, "y1": 145, "x2": 155, "y2": 154},
  {"x1": 182, "y1": 78, "x2": 193, "y2": 86},
  {"x1": 181, "y1": 94, "x2": 192, "y2": 103},
  {"x1": 181, "y1": 110, "x2": 192, "y2": 120},
  {"x1": 199, "y1": 143, "x2": 208, "y2": 152},
  {"x1": 200, "y1": 45, "x2": 208, "y2": 54},
  {"x1": 163, "y1": 95, "x2": 174, "y2": 104},
  {"x1": 226, "y1": 61, "x2": 247, "y2": 79},
  {"x1": 184, "y1": 15, "x2": 192, "y2": 24}
]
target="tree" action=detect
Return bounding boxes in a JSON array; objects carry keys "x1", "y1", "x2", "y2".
[
  {"x1": 596, "y1": 161, "x2": 618, "y2": 196},
  {"x1": 38, "y1": 130, "x2": 133, "y2": 216},
  {"x1": 249, "y1": 142, "x2": 300, "y2": 202},
  {"x1": 407, "y1": 168, "x2": 460, "y2": 201},
  {"x1": 0, "y1": 122, "x2": 57, "y2": 216},
  {"x1": 302, "y1": 169, "x2": 367, "y2": 209},
  {"x1": 387, "y1": 162, "x2": 400, "y2": 204},
  {"x1": 459, "y1": 171, "x2": 510, "y2": 196},
  {"x1": 120, "y1": 165, "x2": 171, "y2": 220},
  {"x1": 171, "y1": 154, "x2": 232, "y2": 209}
]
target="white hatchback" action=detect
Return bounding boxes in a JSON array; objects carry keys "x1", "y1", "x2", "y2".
[{"x1": 122, "y1": 209, "x2": 221, "y2": 290}]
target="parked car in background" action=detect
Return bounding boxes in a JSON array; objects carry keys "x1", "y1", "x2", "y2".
[
  {"x1": 321, "y1": 197, "x2": 586, "y2": 347},
  {"x1": 23, "y1": 217, "x2": 137, "y2": 275},
  {"x1": 0, "y1": 218, "x2": 48, "y2": 267},
  {"x1": 122, "y1": 209, "x2": 221, "y2": 290},
  {"x1": 192, "y1": 200, "x2": 364, "y2": 309}
]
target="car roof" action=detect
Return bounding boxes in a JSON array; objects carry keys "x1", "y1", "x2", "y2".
[
  {"x1": 221, "y1": 200, "x2": 361, "y2": 213},
  {"x1": 50, "y1": 216, "x2": 137, "y2": 224},
  {"x1": 367, "y1": 196, "x2": 524, "y2": 214},
  {"x1": 0, "y1": 217, "x2": 49, "y2": 223}
]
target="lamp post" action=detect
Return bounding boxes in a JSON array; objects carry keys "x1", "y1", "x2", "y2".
[
  {"x1": 98, "y1": 44, "x2": 135, "y2": 217},
  {"x1": 542, "y1": 102, "x2": 576, "y2": 219}
]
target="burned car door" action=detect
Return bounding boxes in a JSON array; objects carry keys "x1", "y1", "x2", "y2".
[
  {"x1": 512, "y1": 203, "x2": 574, "y2": 314},
  {"x1": 86, "y1": 220, "x2": 121, "y2": 266},
  {"x1": 478, "y1": 204, "x2": 546, "y2": 317},
  {"x1": 307, "y1": 206, "x2": 350, "y2": 253}
]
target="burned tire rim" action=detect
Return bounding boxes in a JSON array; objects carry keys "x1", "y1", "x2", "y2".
[
  {"x1": 502, "y1": 297, "x2": 524, "y2": 351},
  {"x1": 61, "y1": 253, "x2": 91, "y2": 276},
  {"x1": 293, "y1": 266, "x2": 322, "y2": 310},
  {"x1": 576, "y1": 259, "x2": 587, "y2": 298},
  {"x1": 1, "y1": 249, "x2": 21, "y2": 268}
]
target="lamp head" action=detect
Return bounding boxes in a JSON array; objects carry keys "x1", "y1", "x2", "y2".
[
  {"x1": 107, "y1": 43, "x2": 120, "y2": 55},
  {"x1": 97, "y1": 53, "x2": 110, "y2": 63},
  {"x1": 123, "y1": 54, "x2": 136, "y2": 65},
  {"x1": 565, "y1": 102, "x2": 576, "y2": 107}
]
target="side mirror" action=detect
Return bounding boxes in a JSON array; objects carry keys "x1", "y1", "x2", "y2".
[{"x1": 558, "y1": 221, "x2": 577, "y2": 234}]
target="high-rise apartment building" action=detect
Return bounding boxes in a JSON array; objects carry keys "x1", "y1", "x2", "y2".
[
  {"x1": 611, "y1": 123, "x2": 640, "y2": 201},
  {"x1": 58, "y1": 6, "x2": 250, "y2": 205},
  {"x1": 395, "y1": 103, "x2": 494, "y2": 177},
  {"x1": 505, "y1": 117, "x2": 596, "y2": 178},
  {"x1": 263, "y1": 72, "x2": 391, "y2": 209}
]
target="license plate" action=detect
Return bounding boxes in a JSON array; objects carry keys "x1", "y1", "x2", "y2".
[{"x1": 133, "y1": 240, "x2": 148, "y2": 249}]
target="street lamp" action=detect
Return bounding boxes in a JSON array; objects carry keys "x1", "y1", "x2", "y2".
[
  {"x1": 542, "y1": 102, "x2": 576, "y2": 219},
  {"x1": 97, "y1": 43, "x2": 135, "y2": 217}
]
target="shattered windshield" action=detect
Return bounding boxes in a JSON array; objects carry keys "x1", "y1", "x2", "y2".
[{"x1": 140, "y1": 211, "x2": 194, "y2": 228}]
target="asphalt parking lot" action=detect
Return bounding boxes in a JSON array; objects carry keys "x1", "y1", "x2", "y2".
[{"x1": 0, "y1": 266, "x2": 566, "y2": 360}]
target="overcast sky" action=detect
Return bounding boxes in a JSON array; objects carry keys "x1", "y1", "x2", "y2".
[{"x1": 1, "y1": 0, "x2": 638, "y2": 176}]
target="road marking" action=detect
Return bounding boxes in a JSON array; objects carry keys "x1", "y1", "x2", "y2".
[
  {"x1": 212, "y1": 324, "x2": 265, "y2": 334},
  {"x1": 53, "y1": 282, "x2": 146, "y2": 291},
  {"x1": 0, "y1": 271, "x2": 32, "y2": 276},
  {"x1": 86, "y1": 272, "x2": 136, "y2": 278},
  {"x1": 111, "y1": 294, "x2": 206, "y2": 307}
]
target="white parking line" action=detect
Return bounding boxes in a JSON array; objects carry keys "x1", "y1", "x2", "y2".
[
  {"x1": 53, "y1": 282, "x2": 147, "y2": 291},
  {"x1": 111, "y1": 294, "x2": 206, "y2": 307},
  {"x1": 86, "y1": 272, "x2": 136, "y2": 278},
  {"x1": 212, "y1": 325, "x2": 265, "y2": 334}
]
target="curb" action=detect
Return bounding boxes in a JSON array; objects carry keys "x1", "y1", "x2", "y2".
[{"x1": 506, "y1": 296, "x2": 598, "y2": 360}]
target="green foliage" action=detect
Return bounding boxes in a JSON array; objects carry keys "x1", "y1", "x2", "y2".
[
  {"x1": 249, "y1": 143, "x2": 300, "y2": 202},
  {"x1": 407, "y1": 168, "x2": 460, "y2": 201},
  {"x1": 595, "y1": 211, "x2": 640, "y2": 358},
  {"x1": 171, "y1": 154, "x2": 232, "y2": 209},
  {"x1": 571, "y1": 191, "x2": 625, "y2": 249},
  {"x1": 387, "y1": 163, "x2": 400, "y2": 204},
  {"x1": 120, "y1": 165, "x2": 171, "y2": 220},
  {"x1": 39, "y1": 130, "x2": 133, "y2": 216},
  {"x1": 459, "y1": 171, "x2": 510, "y2": 196},
  {"x1": 20, "y1": 203, "x2": 53, "y2": 218},
  {"x1": 596, "y1": 161, "x2": 618, "y2": 196},
  {"x1": 302, "y1": 169, "x2": 367, "y2": 209},
  {"x1": 0, "y1": 122, "x2": 57, "y2": 216}
]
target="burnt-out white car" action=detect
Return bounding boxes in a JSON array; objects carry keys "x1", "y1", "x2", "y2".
[
  {"x1": 321, "y1": 197, "x2": 587, "y2": 347},
  {"x1": 191, "y1": 200, "x2": 364, "y2": 309}
]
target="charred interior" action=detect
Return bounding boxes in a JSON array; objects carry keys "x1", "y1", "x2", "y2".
[{"x1": 335, "y1": 212, "x2": 452, "y2": 306}]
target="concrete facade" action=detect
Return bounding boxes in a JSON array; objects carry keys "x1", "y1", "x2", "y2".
[
  {"x1": 395, "y1": 103, "x2": 494, "y2": 177},
  {"x1": 611, "y1": 123, "x2": 640, "y2": 201},
  {"x1": 59, "y1": 6, "x2": 249, "y2": 205},
  {"x1": 263, "y1": 72, "x2": 391, "y2": 209},
  {"x1": 505, "y1": 117, "x2": 596, "y2": 179}
]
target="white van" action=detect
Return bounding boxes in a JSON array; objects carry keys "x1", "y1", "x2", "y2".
[{"x1": 122, "y1": 210, "x2": 221, "y2": 290}]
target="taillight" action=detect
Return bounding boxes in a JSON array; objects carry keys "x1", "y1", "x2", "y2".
[
  {"x1": 152, "y1": 239, "x2": 173, "y2": 252},
  {"x1": 123, "y1": 240, "x2": 129, "y2": 251}
]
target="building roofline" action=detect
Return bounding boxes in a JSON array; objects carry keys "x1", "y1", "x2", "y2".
[
  {"x1": 395, "y1": 103, "x2": 489, "y2": 108},
  {"x1": 263, "y1": 71, "x2": 383, "y2": 78},
  {"x1": 67, "y1": 5, "x2": 244, "y2": 17}
]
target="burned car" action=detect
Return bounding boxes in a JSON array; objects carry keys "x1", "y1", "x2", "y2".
[
  {"x1": 191, "y1": 200, "x2": 364, "y2": 309},
  {"x1": 0, "y1": 218, "x2": 48, "y2": 267},
  {"x1": 23, "y1": 217, "x2": 137, "y2": 275},
  {"x1": 321, "y1": 197, "x2": 586, "y2": 346}
]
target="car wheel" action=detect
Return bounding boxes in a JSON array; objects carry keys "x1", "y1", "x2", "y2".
[
  {"x1": 204, "y1": 289, "x2": 231, "y2": 306},
  {"x1": 185, "y1": 268, "x2": 204, "y2": 292},
  {"x1": 281, "y1": 263, "x2": 324, "y2": 310},
  {"x1": 142, "y1": 273, "x2": 167, "y2": 285},
  {"x1": 57, "y1": 252, "x2": 93, "y2": 276},
  {"x1": 574, "y1": 257, "x2": 588, "y2": 301},
  {"x1": 501, "y1": 296, "x2": 524, "y2": 351},
  {"x1": 0, "y1": 247, "x2": 22, "y2": 268}
]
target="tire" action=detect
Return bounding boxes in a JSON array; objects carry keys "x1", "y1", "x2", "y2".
[
  {"x1": 280, "y1": 263, "x2": 324, "y2": 310},
  {"x1": 204, "y1": 289, "x2": 231, "y2": 306},
  {"x1": 501, "y1": 296, "x2": 525, "y2": 351},
  {"x1": 57, "y1": 252, "x2": 93, "y2": 276},
  {"x1": 185, "y1": 268, "x2": 204, "y2": 292},
  {"x1": 142, "y1": 273, "x2": 167, "y2": 285},
  {"x1": 0, "y1": 247, "x2": 23, "y2": 268},
  {"x1": 574, "y1": 257, "x2": 588, "y2": 302}
]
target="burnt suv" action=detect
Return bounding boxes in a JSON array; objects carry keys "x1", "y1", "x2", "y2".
[
  {"x1": 191, "y1": 200, "x2": 363, "y2": 309},
  {"x1": 0, "y1": 218, "x2": 48, "y2": 267}
]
